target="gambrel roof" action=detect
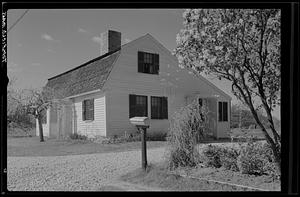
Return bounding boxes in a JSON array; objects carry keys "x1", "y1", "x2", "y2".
[
  {"x1": 46, "y1": 50, "x2": 120, "y2": 98},
  {"x1": 46, "y1": 34, "x2": 231, "y2": 100}
]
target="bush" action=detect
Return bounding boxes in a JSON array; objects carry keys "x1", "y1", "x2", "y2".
[
  {"x1": 200, "y1": 142, "x2": 279, "y2": 177},
  {"x1": 147, "y1": 132, "x2": 167, "y2": 141},
  {"x1": 102, "y1": 131, "x2": 168, "y2": 144},
  {"x1": 102, "y1": 133, "x2": 140, "y2": 144},
  {"x1": 167, "y1": 100, "x2": 210, "y2": 170},
  {"x1": 237, "y1": 141, "x2": 277, "y2": 176},
  {"x1": 219, "y1": 147, "x2": 239, "y2": 171},
  {"x1": 201, "y1": 145, "x2": 223, "y2": 168},
  {"x1": 201, "y1": 145, "x2": 239, "y2": 170},
  {"x1": 69, "y1": 133, "x2": 88, "y2": 140}
]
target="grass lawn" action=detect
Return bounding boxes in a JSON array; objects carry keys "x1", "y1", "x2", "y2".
[
  {"x1": 7, "y1": 136, "x2": 167, "y2": 157},
  {"x1": 120, "y1": 163, "x2": 215, "y2": 191},
  {"x1": 120, "y1": 162, "x2": 280, "y2": 191},
  {"x1": 121, "y1": 138, "x2": 281, "y2": 191}
]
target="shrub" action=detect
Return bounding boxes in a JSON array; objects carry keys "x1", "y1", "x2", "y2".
[
  {"x1": 102, "y1": 131, "x2": 168, "y2": 144},
  {"x1": 69, "y1": 133, "x2": 88, "y2": 140},
  {"x1": 147, "y1": 132, "x2": 167, "y2": 141},
  {"x1": 237, "y1": 141, "x2": 277, "y2": 176},
  {"x1": 201, "y1": 145, "x2": 239, "y2": 170},
  {"x1": 102, "y1": 133, "x2": 141, "y2": 144},
  {"x1": 201, "y1": 145, "x2": 223, "y2": 168},
  {"x1": 219, "y1": 147, "x2": 239, "y2": 171},
  {"x1": 200, "y1": 142, "x2": 279, "y2": 177},
  {"x1": 167, "y1": 100, "x2": 211, "y2": 170}
]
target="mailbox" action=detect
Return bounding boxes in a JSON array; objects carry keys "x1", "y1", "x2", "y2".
[
  {"x1": 129, "y1": 116, "x2": 150, "y2": 170},
  {"x1": 129, "y1": 117, "x2": 150, "y2": 128}
]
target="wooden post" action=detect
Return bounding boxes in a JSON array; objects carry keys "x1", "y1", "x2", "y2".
[{"x1": 141, "y1": 127, "x2": 147, "y2": 170}]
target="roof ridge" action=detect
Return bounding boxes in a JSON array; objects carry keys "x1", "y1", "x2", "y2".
[{"x1": 48, "y1": 33, "x2": 149, "y2": 81}]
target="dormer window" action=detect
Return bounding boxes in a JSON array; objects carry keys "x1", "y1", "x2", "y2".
[{"x1": 138, "y1": 51, "x2": 159, "y2": 74}]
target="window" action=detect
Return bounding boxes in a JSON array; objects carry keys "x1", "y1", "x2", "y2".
[
  {"x1": 82, "y1": 99, "x2": 94, "y2": 121},
  {"x1": 151, "y1": 96, "x2": 168, "y2": 119},
  {"x1": 138, "y1": 51, "x2": 159, "y2": 74},
  {"x1": 129, "y1": 94, "x2": 148, "y2": 118},
  {"x1": 198, "y1": 98, "x2": 204, "y2": 121},
  {"x1": 218, "y1": 102, "x2": 228, "y2": 122}
]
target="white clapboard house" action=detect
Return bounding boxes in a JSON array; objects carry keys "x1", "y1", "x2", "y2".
[{"x1": 36, "y1": 30, "x2": 231, "y2": 139}]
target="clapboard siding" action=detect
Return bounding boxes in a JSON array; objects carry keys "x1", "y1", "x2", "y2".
[
  {"x1": 104, "y1": 35, "x2": 230, "y2": 137},
  {"x1": 106, "y1": 89, "x2": 186, "y2": 136},
  {"x1": 73, "y1": 92, "x2": 106, "y2": 137},
  {"x1": 106, "y1": 36, "x2": 229, "y2": 100}
]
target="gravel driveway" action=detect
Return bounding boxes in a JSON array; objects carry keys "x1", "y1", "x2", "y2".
[{"x1": 7, "y1": 147, "x2": 167, "y2": 191}]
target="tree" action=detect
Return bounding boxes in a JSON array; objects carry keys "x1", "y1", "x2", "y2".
[
  {"x1": 7, "y1": 77, "x2": 33, "y2": 129},
  {"x1": 174, "y1": 9, "x2": 281, "y2": 171},
  {"x1": 23, "y1": 87, "x2": 59, "y2": 142}
]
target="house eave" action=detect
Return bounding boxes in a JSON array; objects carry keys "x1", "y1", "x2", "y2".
[{"x1": 65, "y1": 89, "x2": 102, "y2": 99}]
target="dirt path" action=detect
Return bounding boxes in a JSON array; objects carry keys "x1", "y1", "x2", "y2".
[{"x1": 7, "y1": 147, "x2": 167, "y2": 191}]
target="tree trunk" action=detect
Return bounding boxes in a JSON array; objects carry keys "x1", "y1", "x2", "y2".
[
  {"x1": 232, "y1": 79, "x2": 281, "y2": 173},
  {"x1": 257, "y1": 89, "x2": 281, "y2": 172},
  {"x1": 246, "y1": 103, "x2": 281, "y2": 173},
  {"x1": 37, "y1": 116, "x2": 44, "y2": 142}
]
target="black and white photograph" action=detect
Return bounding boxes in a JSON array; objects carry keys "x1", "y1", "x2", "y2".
[{"x1": 2, "y1": 2, "x2": 298, "y2": 193}]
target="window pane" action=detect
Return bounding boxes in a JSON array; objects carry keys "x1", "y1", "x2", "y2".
[
  {"x1": 199, "y1": 98, "x2": 203, "y2": 107},
  {"x1": 223, "y1": 102, "x2": 228, "y2": 121},
  {"x1": 162, "y1": 97, "x2": 168, "y2": 119},
  {"x1": 218, "y1": 102, "x2": 223, "y2": 121},
  {"x1": 157, "y1": 98, "x2": 161, "y2": 118},
  {"x1": 138, "y1": 51, "x2": 159, "y2": 75},
  {"x1": 130, "y1": 95, "x2": 147, "y2": 117},
  {"x1": 82, "y1": 99, "x2": 94, "y2": 120},
  {"x1": 151, "y1": 97, "x2": 166, "y2": 119}
]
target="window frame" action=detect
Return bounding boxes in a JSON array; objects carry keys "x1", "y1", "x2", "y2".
[
  {"x1": 218, "y1": 101, "x2": 228, "y2": 122},
  {"x1": 138, "y1": 51, "x2": 159, "y2": 75},
  {"x1": 129, "y1": 94, "x2": 148, "y2": 118},
  {"x1": 198, "y1": 98, "x2": 205, "y2": 121},
  {"x1": 82, "y1": 99, "x2": 94, "y2": 121},
  {"x1": 151, "y1": 96, "x2": 168, "y2": 120}
]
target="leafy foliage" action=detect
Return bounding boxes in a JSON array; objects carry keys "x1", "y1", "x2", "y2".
[
  {"x1": 174, "y1": 9, "x2": 281, "y2": 171},
  {"x1": 175, "y1": 9, "x2": 280, "y2": 108},
  {"x1": 219, "y1": 147, "x2": 240, "y2": 171},
  {"x1": 167, "y1": 100, "x2": 210, "y2": 170},
  {"x1": 200, "y1": 142, "x2": 279, "y2": 178},
  {"x1": 201, "y1": 145, "x2": 223, "y2": 168},
  {"x1": 201, "y1": 145, "x2": 239, "y2": 171},
  {"x1": 69, "y1": 133, "x2": 88, "y2": 140},
  {"x1": 237, "y1": 141, "x2": 279, "y2": 176},
  {"x1": 22, "y1": 86, "x2": 64, "y2": 142},
  {"x1": 7, "y1": 78, "x2": 34, "y2": 128},
  {"x1": 101, "y1": 132, "x2": 167, "y2": 144}
]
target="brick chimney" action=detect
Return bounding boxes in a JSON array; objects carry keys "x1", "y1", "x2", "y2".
[{"x1": 100, "y1": 30, "x2": 121, "y2": 55}]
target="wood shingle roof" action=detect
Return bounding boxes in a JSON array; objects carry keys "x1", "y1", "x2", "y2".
[{"x1": 46, "y1": 50, "x2": 120, "y2": 98}]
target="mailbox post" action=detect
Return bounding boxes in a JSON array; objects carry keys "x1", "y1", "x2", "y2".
[{"x1": 130, "y1": 117, "x2": 150, "y2": 171}]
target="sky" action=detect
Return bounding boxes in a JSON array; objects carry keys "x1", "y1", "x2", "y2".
[{"x1": 7, "y1": 9, "x2": 280, "y2": 120}]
